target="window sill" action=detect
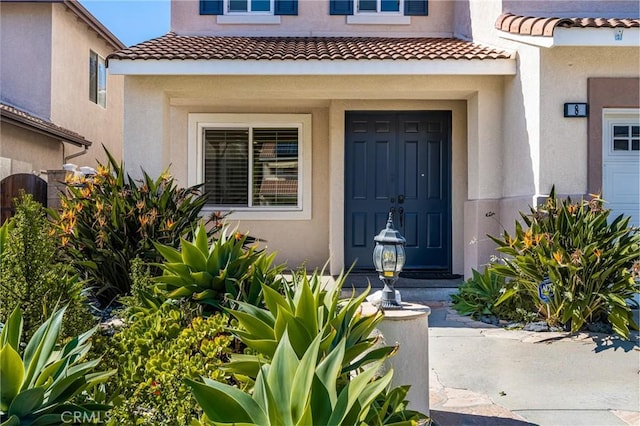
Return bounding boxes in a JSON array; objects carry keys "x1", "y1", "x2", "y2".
[
  {"x1": 347, "y1": 14, "x2": 410, "y2": 25},
  {"x1": 217, "y1": 15, "x2": 281, "y2": 24},
  {"x1": 202, "y1": 206, "x2": 311, "y2": 221}
]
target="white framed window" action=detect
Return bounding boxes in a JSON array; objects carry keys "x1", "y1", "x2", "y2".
[
  {"x1": 89, "y1": 51, "x2": 106, "y2": 108},
  {"x1": 348, "y1": 0, "x2": 409, "y2": 24},
  {"x1": 217, "y1": 0, "x2": 281, "y2": 23},
  {"x1": 188, "y1": 113, "x2": 312, "y2": 220},
  {"x1": 226, "y1": 0, "x2": 273, "y2": 13}
]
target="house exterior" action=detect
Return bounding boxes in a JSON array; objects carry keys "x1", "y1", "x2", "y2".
[
  {"x1": 107, "y1": 0, "x2": 639, "y2": 278},
  {"x1": 0, "y1": 0, "x2": 124, "y2": 185}
]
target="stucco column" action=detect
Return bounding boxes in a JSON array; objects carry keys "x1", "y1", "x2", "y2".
[
  {"x1": 123, "y1": 77, "x2": 169, "y2": 179},
  {"x1": 464, "y1": 84, "x2": 504, "y2": 276},
  {"x1": 364, "y1": 302, "x2": 432, "y2": 416}
]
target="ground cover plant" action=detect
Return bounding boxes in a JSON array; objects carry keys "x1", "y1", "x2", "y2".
[
  {"x1": 487, "y1": 187, "x2": 640, "y2": 339},
  {"x1": 451, "y1": 267, "x2": 536, "y2": 324},
  {"x1": 0, "y1": 193, "x2": 94, "y2": 341},
  {"x1": 50, "y1": 149, "x2": 208, "y2": 306}
]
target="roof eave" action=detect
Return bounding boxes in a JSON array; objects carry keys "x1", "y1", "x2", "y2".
[
  {"x1": 0, "y1": 110, "x2": 91, "y2": 147},
  {"x1": 498, "y1": 27, "x2": 640, "y2": 48},
  {"x1": 108, "y1": 58, "x2": 517, "y2": 76},
  {"x1": 62, "y1": 0, "x2": 126, "y2": 50}
]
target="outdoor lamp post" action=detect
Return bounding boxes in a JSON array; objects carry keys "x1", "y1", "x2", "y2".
[{"x1": 373, "y1": 212, "x2": 406, "y2": 309}]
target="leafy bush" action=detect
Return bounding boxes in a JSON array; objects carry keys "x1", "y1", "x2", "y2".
[
  {"x1": 104, "y1": 305, "x2": 234, "y2": 425},
  {"x1": 196, "y1": 268, "x2": 427, "y2": 424},
  {"x1": 0, "y1": 306, "x2": 115, "y2": 425},
  {"x1": 50, "y1": 149, "x2": 209, "y2": 306},
  {"x1": 0, "y1": 193, "x2": 94, "y2": 341},
  {"x1": 451, "y1": 267, "x2": 535, "y2": 322},
  {"x1": 490, "y1": 187, "x2": 640, "y2": 338},
  {"x1": 153, "y1": 225, "x2": 285, "y2": 311}
]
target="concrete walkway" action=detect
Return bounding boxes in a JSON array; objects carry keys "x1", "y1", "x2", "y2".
[{"x1": 424, "y1": 302, "x2": 640, "y2": 426}]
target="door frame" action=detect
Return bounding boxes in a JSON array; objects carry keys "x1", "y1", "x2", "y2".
[{"x1": 343, "y1": 110, "x2": 453, "y2": 272}]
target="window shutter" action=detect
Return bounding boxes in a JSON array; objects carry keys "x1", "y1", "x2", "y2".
[
  {"x1": 200, "y1": 0, "x2": 223, "y2": 15},
  {"x1": 404, "y1": 0, "x2": 427, "y2": 16},
  {"x1": 275, "y1": 0, "x2": 298, "y2": 15},
  {"x1": 330, "y1": 0, "x2": 353, "y2": 15}
]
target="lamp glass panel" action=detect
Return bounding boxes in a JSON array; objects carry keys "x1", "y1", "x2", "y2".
[{"x1": 395, "y1": 245, "x2": 405, "y2": 271}]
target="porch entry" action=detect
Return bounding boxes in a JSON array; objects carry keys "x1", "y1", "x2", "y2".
[{"x1": 344, "y1": 111, "x2": 452, "y2": 271}]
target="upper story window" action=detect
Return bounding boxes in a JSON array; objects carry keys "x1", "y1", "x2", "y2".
[
  {"x1": 227, "y1": 0, "x2": 273, "y2": 13},
  {"x1": 330, "y1": 0, "x2": 427, "y2": 24},
  {"x1": 200, "y1": 0, "x2": 297, "y2": 23},
  {"x1": 89, "y1": 51, "x2": 106, "y2": 108},
  {"x1": 189, "y1": 113, "x2": 312, "y2": 220},
  {"x1": 357, "y1": 0, "x2": 402, "y2": 14}
]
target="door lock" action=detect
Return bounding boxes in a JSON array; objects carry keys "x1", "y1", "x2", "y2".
[{"x1": 398, "y1": 195, "x2": 405, "y2": 204}]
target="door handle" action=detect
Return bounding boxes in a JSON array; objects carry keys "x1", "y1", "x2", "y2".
[
  {"x1": 399, "y1": 207, "x2": 404, "y2": 227},
  {"x1": 389, "y1": 206, "x2": 396, "y2": 217},
  {"x1": 398, "y1": 195, "x2": 405, "y2": 204}
]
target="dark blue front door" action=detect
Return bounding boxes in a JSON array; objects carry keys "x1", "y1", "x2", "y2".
[{"x1": 344, "y1": 111, "x2": 451, "y2": 270}]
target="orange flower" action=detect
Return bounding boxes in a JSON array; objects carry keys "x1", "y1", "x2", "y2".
[
  {"x1": 594, "y1": 248, "x2": 602, "y2": 258},
  {"x1": 523, "y1": 229, "x2": 533, "y2": 248},
  {"x1": 234, "y1": 232, "x2": 243, "y2": 241},
  {"x1": 61, "y1": 236, "x2": 69, "y2": 247},
  {"x1": 136, "y1": 200, "x2": 145, "y2": 211},
  {"x1": 553, "y1": 250, "x2": 564, "y2": 264},
  {"x1": 97, "y1": 165, "x2": 110, "y2": 177},
  {"x1": 164, "y1": 218, "x2": 175, "y2": 230},
  {"x1": 138, "y1": 215, "x2": 150, "y2": 227}
]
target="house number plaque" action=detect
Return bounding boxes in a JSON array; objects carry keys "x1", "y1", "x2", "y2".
[{"x1": 564, "y1": 102, "x2": 588, "y2": 117}]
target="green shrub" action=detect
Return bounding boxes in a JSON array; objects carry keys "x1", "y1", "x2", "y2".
[
  {"x1": 451, "y1": 267, "x2": 535, "y2": 322},
  {"x1": 0, "y1": 193, "x2": 94, "y2": 341},
  {"x1": 490, "y1": 187, "x2": 640, "y2": 338},
  {"x1": 153, "y1": 225, "x2": 285, "y2": 312},
  {"x1": 50, "y1": 149, "x2": 209, "y2": 306},
  {"x1": 105, "y1": 305, "x2": 234, "y2": 425},
  {"x1": 0, "y1": 306, "x2": 115, "y2": 425}
]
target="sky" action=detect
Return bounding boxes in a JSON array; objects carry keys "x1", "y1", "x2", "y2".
[{"x1": 79, "y1": 0, "x2": 171, "y2": 47}]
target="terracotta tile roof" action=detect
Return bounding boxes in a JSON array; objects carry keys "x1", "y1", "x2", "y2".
[
  {"x1": 258, "y1": 179, "x2": 298, "y2": 196},
  {"x1": 107, "y1": 33, "x2": 512, "y2": 61},
  {"x1": 496, "y1": 13, "x2": 640, "y2": 37},
  {"x1": 0, "y1": 102, "x2": 91, "y2": 147}
]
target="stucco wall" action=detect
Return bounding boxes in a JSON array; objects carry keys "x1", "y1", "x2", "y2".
[
  {"x1": 121, "y1": 73, "x2": 505, "y2": 274},
  {"x1": 50, "y1": 3, "x2": 124, "y2": 166},
  {"x1": 0, "y1": 3, "x2": 52, "y2": 118},
  {"x1": 0, "y1": 124, "x2": 63, "y2": 178},
  {"x1": 538, "y1": 46, "x2": 640, "y2": 196},
  {"x1": 502, "y1": 0, "x2": 638, "y2": 17},
  {"x1": 171, "y1": 0, "x2": 455, "y2": 36}
]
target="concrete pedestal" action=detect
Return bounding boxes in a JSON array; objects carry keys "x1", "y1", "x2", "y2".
[{"x1": 363, "y1": 302, "x2": 431, "y2": 415}]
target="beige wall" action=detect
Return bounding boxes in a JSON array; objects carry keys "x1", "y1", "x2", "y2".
[
  {"x1": 503, "y1": 0, "x2": 638, "y2": 17},
  {"x1": 171, "y1": 0, "x2": 454, "y2": 36},
  {"x1": 539, "y1": 46, "x2": 640, "y2": 196},
  {"x1": 0, "y1": 124, "x2": 63, "y2": 178},
  {"x1": 50, "y1": 3, "x2": 124, "y2": 167},
  {"x1": 121, "y1": 73, "x2": 508, "y2": 274},
  {"x1": 0, "y1": 2, "x2": 123, "y2": 175},
  {"x1": 0, "y1": 3, "x2": 53, "y2": 118}
]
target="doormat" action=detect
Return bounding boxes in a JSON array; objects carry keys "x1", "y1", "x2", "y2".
[{"x1": 399, "y1": 271, "x2": 463, "y2": 280}]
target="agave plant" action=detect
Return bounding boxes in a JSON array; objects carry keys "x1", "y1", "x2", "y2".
[
  {"x1": 187, "y1": 332, "x2": 396, "y2": 426},
  {"x1": 0, "y1": 306, "x2": 115, "y2": 425},
  {"x1": 153, "y1": 225, "x2": 285, "y2": 310},
  {"x1": 223, "y1": 269, "x2": 396, "y2": 379},
  {"x1": 212, "y1": 269, "x2": 427, "y2": 425}
]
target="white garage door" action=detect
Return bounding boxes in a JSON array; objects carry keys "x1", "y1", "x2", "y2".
[{"x1": 602, "y1": 109, "x2": 640, "y2": 227}]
